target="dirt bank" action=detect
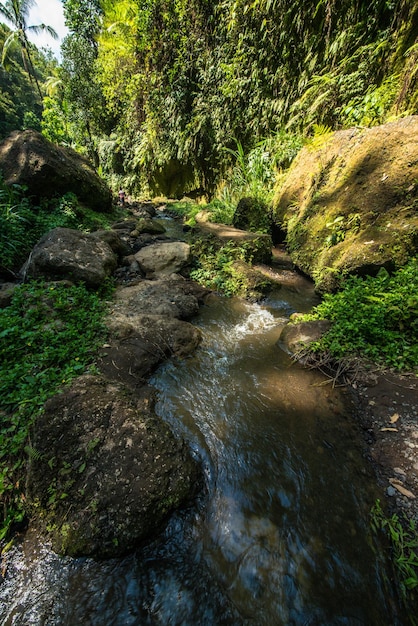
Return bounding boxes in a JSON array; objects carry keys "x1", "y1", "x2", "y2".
[{"x1": 356, "y1": 370, "x2": 418, "y2": 522}]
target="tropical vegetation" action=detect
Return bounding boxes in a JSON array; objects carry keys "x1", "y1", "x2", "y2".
[{"x1": 0, "y1": 0, "x2": 417, "y2": 609}]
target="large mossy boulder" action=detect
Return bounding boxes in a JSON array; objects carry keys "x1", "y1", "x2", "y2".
[
  {"x1": 26, "y1": 376, "x2": 200, "y2": 558},
  {"x1": 0, "y1": 130, "x2": 112, "y2": 211},
  {"x1": 273, "y1": 117, "x2": 418, "y2": 292}
]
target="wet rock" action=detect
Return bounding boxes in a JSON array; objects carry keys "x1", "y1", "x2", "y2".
[
  {"x1": 26, "y1": 376, "x2": 200, "y2": 558},
  {"x1": 21, "y1": 227, "x2": 118, "y2": 287},
  {"x1": 277, "y1": 320, "x2": 332, "y2": 355},
  {"x1": 98, "y1": 314, "x2": 202, "y2": 389},
  {"x1": 0, "y1": 130, "x2": 112, "y2": 211}
]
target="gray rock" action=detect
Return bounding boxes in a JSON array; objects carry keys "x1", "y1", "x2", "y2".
[
  {"x1": 135, "y1": 242, "x2": 191, "y2": 278},
  {"x1": 91, "y1": 229, "x2": 132, "y2": 259},
  {"x1": 278, "y1": 320, "x2": 332, "y2": 355},
  {"x1": 133, "y1": 217, "x2": 166, "y2": 236},
  {"x1": 0, "y1": 282, "x2": 16, "y2": 308},
  {"x1": 21, "y1": 227, "x2": 118, "y2": 287},
  {"x1": 112, "y1": 279, "x2": 203, "y2": 320}
]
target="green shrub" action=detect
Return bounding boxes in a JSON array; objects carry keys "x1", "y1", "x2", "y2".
[
  {"x1": 304, "y1": 262, "x2": 418, "y2": 371},
  {"x1": 190, "y1": 235, "x2": 270, "y2": 296},
  {"x1": 0, "y1": 281, "x2": 109, "y2": 542}
]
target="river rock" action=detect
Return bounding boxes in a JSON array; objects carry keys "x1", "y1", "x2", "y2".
[
  {"x1": 132, "y1": 217, "x2": 166, "y2": 236},
  {"x1": 26, "y1": 375, "x2": 200, "y2": 558},
  {"x1": 113, "y1": 279, "x2": 205, "y2": 320},
  {"x1": 0, "y1": 130, "x2": 112, "y2": 211},
  {"x1": 21, "y1": 227, "x2": 118, "y2": 287},
  {"x1": 98, "y1": 314, "x2": 202, "y2": 389},
  {"x1": 134, "y1": 241, "x2": 191, "y2": 278},
  {"x1": 278, "y1": 320, "x2": 332, "y2": 355},
  {"x1": 91, "y1": 229, "x2": 132, "y2": 259},
  {"x1": 0, "y1": 282, "x2": 16, "y2": 308}
]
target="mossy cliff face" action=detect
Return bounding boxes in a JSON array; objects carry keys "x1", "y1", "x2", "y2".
[{"x1": 273, "y1": 117, "x2": 418, "y2": 292}]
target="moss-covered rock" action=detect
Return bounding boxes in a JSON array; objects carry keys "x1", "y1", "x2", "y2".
[
  {"x1": 0, "y1": 130, "x2": 112, "y2": 211},
  {"x1": 232, "y1": 196, "x2": 272, "y2": 233},
  {"x1": 26, "y1": 376, "x2": 200, "y2": 558},
  {"x1": 273, "y1": 117, "x2": 418, "y2": 292}
]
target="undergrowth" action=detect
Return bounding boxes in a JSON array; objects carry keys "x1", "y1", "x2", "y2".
[
  {"x1": 371, "y1": 499, "x2": 418, "y2": 604},
  {"x1": 0, "y1": 181, "x2": 119, "y2": 275},
  {"x1": 189, "y1": 236, "x2": 269, "y2": 297},
  {"x1": 0, "y1": 281, "x2": 110, "y2": 543},
  {"x1": 302, "y1": 262, "x2": 418, "y2": 372}
]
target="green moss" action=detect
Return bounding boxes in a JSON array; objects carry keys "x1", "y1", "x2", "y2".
[{"x1": 273, "y1": 119, "x2": 418, "y2": 291}]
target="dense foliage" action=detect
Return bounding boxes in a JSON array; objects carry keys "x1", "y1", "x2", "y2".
[
  {"x1": 0, "y1": 180, "x2": 117, "y2": 276},
  {"x1": 304, "y1": 262, "x2": 418, "y2": 370},
  {"x1": 372, "y1": 499, "x2": 418, "y2": 598},
  {"x1": 0, "y1": 23, "x2": 54, "y2": 138},
  {"x1": 54, "y1": 0, "x2": 418, "y2": 197},
  {"x1": 0, "y1": 280, "x2": 109, "y2": 541}
]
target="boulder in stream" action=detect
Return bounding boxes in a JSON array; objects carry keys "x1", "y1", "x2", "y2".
[
  {"x1": 278, "y1": 320, "x2": 332, "y2": 355},
  {"x1": 98, "y1": 313, "x2": 202, "y2": 389},
  {"x1": 26, "y1": 375, "x2": 200, "y2": 558},
  {"x1": 273, "y1": 116, "x2": 418, "y2": 292}
]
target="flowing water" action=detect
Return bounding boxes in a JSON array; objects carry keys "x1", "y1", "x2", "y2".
[{"x1": 0, "y1": 267, "x2": 405, "y2": 624}]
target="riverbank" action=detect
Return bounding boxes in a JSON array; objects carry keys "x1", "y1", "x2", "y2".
[{"x1": 356, "y1": 369, "x2": 418, "y2": 521}]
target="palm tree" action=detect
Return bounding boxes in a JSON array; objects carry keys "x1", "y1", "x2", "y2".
[{"x1": 0, "y1": 0, "x2": 58, "y2": 99}]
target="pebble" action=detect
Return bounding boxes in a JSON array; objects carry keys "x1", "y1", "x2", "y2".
[{"x1": 387, "y1": 486, "x2": 397, "y2": 497}]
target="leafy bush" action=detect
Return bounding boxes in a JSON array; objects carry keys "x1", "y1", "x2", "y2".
[
  {"x1": 304, "y1": 262, "x2": 418, "y2": 371},
  {"x1": 190, "y1": 236, "x2": 270, "y2": 296},
  {"x1": 166, "y1": 200, "x2": 203, "y2": 226},
  {"x1": 0, "y1": 182, "x2": 33, "y2": 271},
  {"x1": 0, "y1": 281, "x2": 109, "y2": 542}
]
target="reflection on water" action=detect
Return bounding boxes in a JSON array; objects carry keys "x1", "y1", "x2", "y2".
[{"x1": 0, "y1": 290, "x2": 404, "y2": 625}]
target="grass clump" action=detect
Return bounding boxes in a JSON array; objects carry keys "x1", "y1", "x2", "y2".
[
  {"x1": 0, "y1": 280, "x2": 109, "y2": 543},
  {"x1": 371, "y1": 499, "x2": 418, "y2": 602},
  {"x1": 303, "y1": 261, "x2": 418, "y2": 372}
]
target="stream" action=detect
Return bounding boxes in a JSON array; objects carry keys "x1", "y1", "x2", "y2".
[{"x1": 0, "y1": 238, "x2": 406, "y2": 624}]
